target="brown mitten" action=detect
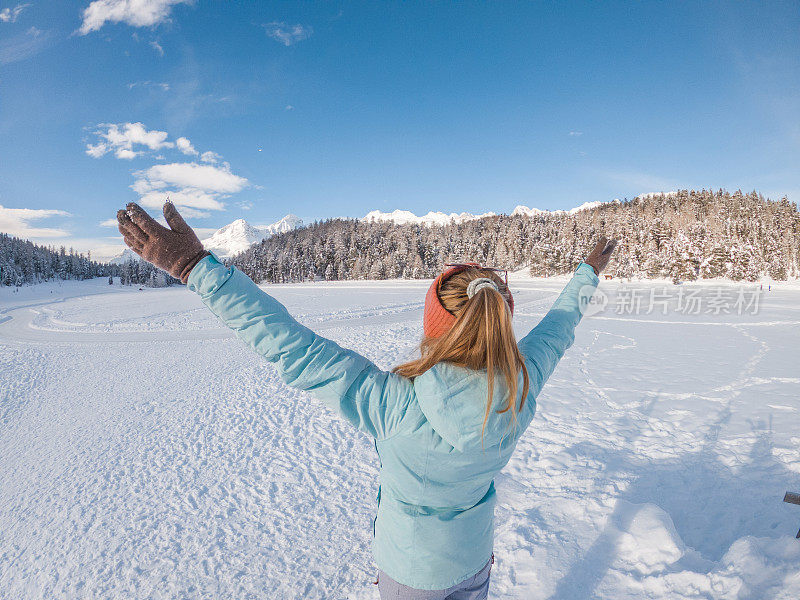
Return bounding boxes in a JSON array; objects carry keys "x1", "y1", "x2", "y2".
[
  {"x1": 584, "y1": 235, "x2": 618, "y2": 275},
  {"x1": 117, "y1": 201, "x2": 210, "y2": 284}
]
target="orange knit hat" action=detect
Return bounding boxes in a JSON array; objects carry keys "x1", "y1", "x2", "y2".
[{"x1": 423, "y1": 263, "x2": 514, "y2": 338}]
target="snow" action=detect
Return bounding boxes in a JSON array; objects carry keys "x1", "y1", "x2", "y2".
[
  {"x1": 200, "y1": 214, "x2": 303, "y2": 258},
  {"x1": 609, "y1": 502, "x2": 685, "y2": 576},
  {"x1": 636, "y1": 191, "x2": 679, "y2": 200},
  {"x1": 511, "y1": 205, "x2": 550, "y2": 217},
  {"x1": 512, "y1": 200, "x2": 617, "y2": 218},
  {"x1": 108, "y1": 248, "x2": 139, "y2": 264},
  {"x1": 362, "y1": 209, "x2": 497, "y2": 226},
  {"x1": 1, "y1": 275, "x2": 799, "y2": 598},
  {"x1": 363, "y1": 203, "x2": 612, "y2": 225},
  {"x1": 566, "y1": 200, "x2": 607, "y2": 214}
]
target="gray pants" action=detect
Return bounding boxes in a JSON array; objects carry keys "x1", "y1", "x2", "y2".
[{"x1": 377, "y1": 556, "x2": 492, "y2": 600}]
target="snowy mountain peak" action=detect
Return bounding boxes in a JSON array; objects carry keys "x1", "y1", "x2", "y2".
[
  {"x1": 567, "y1": 200, "x2": 605, "y2": 214},
  {"x1": 363, "y1": 203, "x2": 618, "y2": 225},
  {"x1": 201, "y1": 214, "x2": 303, "y2": 258},
  {"x1": 213, "y1": 219, "x2": 262, "y2": 239},
  {"x1": 511, "y1": 205, "x2": 549, "y2": 217},
  {"x1": 512, "y1": 200, "x2": 615, "y2": 217},
  {"x1": 362, "y1": 209, "x2": 497, "y2": 226},
  {"x1": 109, "y1": 248, "x2": 140, "y2": 264},
  {"x1": 265, "y1": 214, "x2": 303, "y2": 235}
]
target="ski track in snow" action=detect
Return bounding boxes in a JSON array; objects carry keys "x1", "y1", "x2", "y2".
[{"x1": 1, "y1": 277, "x2": 799, "y2": 599}]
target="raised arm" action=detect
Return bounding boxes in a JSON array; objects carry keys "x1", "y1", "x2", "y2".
[
  {"x1": 186, "y1": 254, "x2": 415, "y2": 438},
  {"x1": 518, "y1": 237, "x2": 616, "y2": 396},
  {"x1": 117, "y1": 201, "x2": 415, "y2": 440}
]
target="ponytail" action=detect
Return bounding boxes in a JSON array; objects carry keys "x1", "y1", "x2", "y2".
[{"x1": 393, "y1": 267, "x2": 530, "y2": 444}]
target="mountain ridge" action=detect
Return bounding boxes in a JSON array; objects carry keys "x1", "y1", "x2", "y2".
[{"x1": 199, "y1": 214, "x2": 303, "y2": 258}]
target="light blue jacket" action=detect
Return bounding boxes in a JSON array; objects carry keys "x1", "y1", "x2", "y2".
[{"x1": 187, "y1": 254, "x2": 599, "y2": 590}]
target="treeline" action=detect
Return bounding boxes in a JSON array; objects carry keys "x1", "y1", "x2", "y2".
[
  {"x1": 231, "y1": 190, "x2": 800, "y2": 283},
  {"x1": 0, "y1": 234, "x2": 107, "y2": 286},
  {"x1": 115, "y1": 259, "x2": 178, "y2": 287},
  {"x1": 0, "y1": 233, "x2": 175, "y2": 287},
  {"x1": 5, "y1": 189, "x2": 796, "y2": 288}
]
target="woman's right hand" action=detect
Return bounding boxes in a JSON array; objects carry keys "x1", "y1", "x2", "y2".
[
  {"x1": 117, "y1": 201, "x2": 210, "y2": 284},
  {"x1": 584, "y1": 236, "x2": 617, "y2": 275}
]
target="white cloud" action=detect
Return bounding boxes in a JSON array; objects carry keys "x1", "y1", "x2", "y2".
[
  {"x1": 0, "y1": 3, "x2": 29, "y2": 23},
  {"x1": 78, "y1": 0, "x2": 194, "y2": 35},
  {"x1": 131, "y1": 161, "x2": 249, "y2": 216},
  {"x1": 149, "y1": 39, "x2": 163, "y2": 55},
  {"x1": 135, "y1": 189, "x2": 220, "y2": 217},
  {"x1": 83, "y1": 123, "x2": 243, "y2": 218},
  {"x1": 569, "y1": 131, "x2": 583, "y2": 136},
  {"x1": 86, "y1": 122, "x2": 174, "y2": 159},
  {"x1": 115, "y1": 148, "x2": 138, "y2": 159},
  {"x1": 262, "y1": 22, "x2": 312, "y2": 46},
  {"x1": 285, "y1": 104, "x2": 294, "y2": 111},
  {"x1": 175, "y1": 136, "x2": 198, "y2": 156},
  {"x1": 0, "y1": 205, "x2": 71, "y2": 238},
  {"x1": 106, "y1": 122, "x2": 171, "y2": 151},
  {"x1": 199, "y1": 150, "x2": 222, "y2": 163},
  {"x1": 99, "y1": 218, "x2": 119, "y2": 227},
  {"x1": 136, "y1": 162, "x2": 247, "y2": 194},
  {"x1": 127, "y1": 80, "x2": 170, "y2": 91},
  {"x1": 85, "y1": 143, "x2": 108, "y2": 158},
  {"x1": 86, "y1": 123, "x2": 207, "y2": 164},
  {"x1": 0, "y1": 24, "x2": 50, "y2": 65}
]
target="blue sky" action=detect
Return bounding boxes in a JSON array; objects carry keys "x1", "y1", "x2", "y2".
[{"x1": 0, "y1": 1, "x2": 798, "y2": 260}]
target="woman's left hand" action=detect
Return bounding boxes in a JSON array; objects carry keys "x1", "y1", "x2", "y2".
[{"x1": 584, "y1": 236, "x2": 618, "y2": 275}]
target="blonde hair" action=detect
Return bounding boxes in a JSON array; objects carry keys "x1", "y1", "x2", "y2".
[{"x1": 393, "y1": 267, "x2": 530, "y2": 442}]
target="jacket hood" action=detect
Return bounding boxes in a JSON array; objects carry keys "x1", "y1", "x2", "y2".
[{"x1": 413, "y1": 361, "x2": 532, "y2": 452}]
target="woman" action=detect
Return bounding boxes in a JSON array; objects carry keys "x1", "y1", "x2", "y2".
[{"x1": 117, "y1": 201, "x2": 616, "y2": 599}]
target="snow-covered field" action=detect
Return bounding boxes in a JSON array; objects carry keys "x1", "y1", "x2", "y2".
[{"x1": 1, "y1": 274, "x2": 799, "y2": 599}]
